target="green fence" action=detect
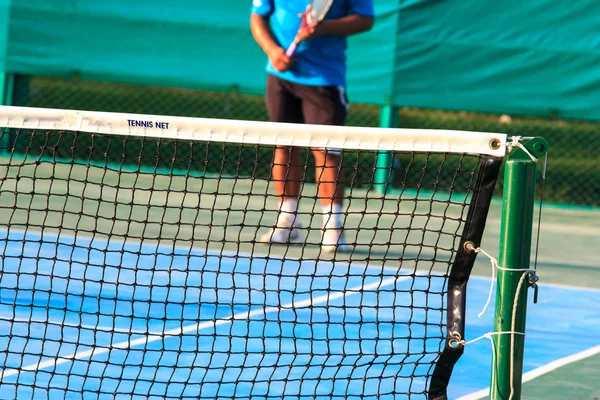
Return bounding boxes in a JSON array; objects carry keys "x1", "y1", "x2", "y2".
[
  {"x1": 8, "y1": 75, "x2": 599, "y2": 208},
  {"x1": 4, "y1": 1, "x2": 600, "y2": 208}
]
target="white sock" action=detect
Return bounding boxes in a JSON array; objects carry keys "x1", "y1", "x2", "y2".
[
  {"x1": 322, "y1": 202, "x2": 344, "y2": 230},
  {"x1": 277, "y1": 198, "x2": 299, "y2": 227}
]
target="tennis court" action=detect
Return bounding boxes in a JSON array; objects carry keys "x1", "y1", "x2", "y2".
[
  {"x1": 1, "y1": 108, "x2": 599, "y2": 399},
  {"x1": 1, "y1": 219, "x2": 599, "y2": 399}
]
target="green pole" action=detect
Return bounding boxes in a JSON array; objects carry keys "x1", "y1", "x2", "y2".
[
  {"x1": 373, "y1": 104, "x2": 399, "y2": 194},
  {"x1": 0, "y1": 0, "x2": 9, "y2": 106},
  {"x1": 0, "y1": 74, "x2": 6, "y2": 104},
  {"x1": 491, "y1": 137, "x2": 548, "y2": 399},
  {"x1": 1, "y1": 73, "x2": 14, "y2": 105},
  {"x1": 0, "y1": 0, "x2": 12, "y2": 154},
  {"x1": 0, "y1": 74, "x2": 14, "y2": 155}
]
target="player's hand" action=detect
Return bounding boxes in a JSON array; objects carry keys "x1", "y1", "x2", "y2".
[
  {"x1": 295, "y1": 25, "x2": 317, "y2": 42},
  {"x1": 267, "y1": 47, "x2": 296, "y2": 72},
  {"x1": 294, "y1": 6, "x2": 327, "y2": 43}
]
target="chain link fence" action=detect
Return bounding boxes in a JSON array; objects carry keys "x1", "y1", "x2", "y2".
[{"x1": 9, "y1": 75, "x2": 599, "y2": 207}]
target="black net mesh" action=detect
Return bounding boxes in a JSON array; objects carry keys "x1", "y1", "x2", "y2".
[{"x1": 0, "y1": 122, "x2": 497, "y2": 399}]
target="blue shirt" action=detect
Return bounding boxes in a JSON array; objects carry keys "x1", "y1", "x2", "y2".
[{"x1": 251, "y1": 0, "x2": 374, "y2": 88}]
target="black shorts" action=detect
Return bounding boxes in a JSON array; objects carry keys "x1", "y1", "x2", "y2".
[{"x1": 265, "y1": 74, "x2": 349, "y2": 126}]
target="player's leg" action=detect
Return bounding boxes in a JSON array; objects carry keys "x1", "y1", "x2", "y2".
[
  {"x1": 260, "y1": 74, "x2": 304, "y2": 244},
  {"x1": 311, "y1": 148, "x2": 344, "y2": 215},
  {"x1": 271, "y1": 144, "x2": 302, "y2": 228},
  {"x1": 311, "y1": 148, "x2": 346, "y2": 252},
  {"x1": 272, "y1": 145, "x2": 302, "y2": 210},
  {"x1": 299, "y1": 84, "x2": 349, "y2": 252}
]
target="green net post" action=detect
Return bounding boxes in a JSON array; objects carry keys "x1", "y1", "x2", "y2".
[
  {"x1": 373, "y1": 104, "x2": 399, "y2": 194},
  {"x1": 491, "y1": 137, "x2": 548, "y2": 399}
]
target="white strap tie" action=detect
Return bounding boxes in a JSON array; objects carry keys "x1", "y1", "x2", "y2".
[
  {"x1": 473, "y1": 245, "x2": 535, "y2": 318},
  {"x1": 456, "y1": 330, "x2": 525, "y2": 347}
]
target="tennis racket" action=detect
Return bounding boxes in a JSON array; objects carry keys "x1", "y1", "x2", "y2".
[{"x1": 285, "y1": 0, "x2": 334, "y2": 57}]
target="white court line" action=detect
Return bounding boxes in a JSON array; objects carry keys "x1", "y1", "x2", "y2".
[
  {"x1": 0, "y1": 275, "x2": 407, "y2": 380},
  {"x1": 456, "y1": 343, "x2": 600, "y2": 400}
]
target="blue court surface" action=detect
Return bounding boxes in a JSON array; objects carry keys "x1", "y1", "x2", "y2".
[{"x1": 1, "y1": 229, "x2": 599, "y2": 400}]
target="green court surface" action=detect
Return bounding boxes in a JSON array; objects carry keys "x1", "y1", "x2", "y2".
[
  {"x1": 521, "y1": 354, "x2": 600, "y2": 400},
  {"x1": 473, "y1": 201, "x2": 600, "y2": 289}
]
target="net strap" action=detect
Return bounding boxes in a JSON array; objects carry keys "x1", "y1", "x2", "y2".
[{"x1": 0, "y1": 105, "x2": 509, "y2": 155}]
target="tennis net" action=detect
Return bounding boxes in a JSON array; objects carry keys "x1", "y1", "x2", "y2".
[{"x1": 0, "y1": 106, "x2": 506, "y2": 399}]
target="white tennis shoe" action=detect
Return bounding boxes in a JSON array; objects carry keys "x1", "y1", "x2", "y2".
[
  {"x1": 259, "y1": 224, "x2": 304, "y2": 245},
  {"x1": 321, "y1": 228, "x2": 348, "y2": 253}
]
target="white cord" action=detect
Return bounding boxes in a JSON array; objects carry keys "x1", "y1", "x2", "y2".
[
  {"x1": 466, "y1": 135, "x2": 544, "y2": 399},
  {"x1": 472, "y1": 245, "x2": 534, "y2": 318},
  {"x1": 507, "y1": 273, "x2": 528, "y2": 400},
  {"x1": 463, "y1": 243, "x2": 533, "y2": 400},
  {"x1": 473, "y1": 246, "x2": 499, "y2": 318},
  {"x1": 508, "y1": 136, "x2": 538, "y2": 162},
  {"x1": 457, "y1": 330, "x2": 525, "y2": 347},
  {"x1": 456, "y1": 330, "x2": 526, "y2": 399},
  {"x1": 457, "y1": 273, "x2": 528, "y2": 400},
  {"x1": 457, "y1": 328, "x2": 527, "y2": 400}
]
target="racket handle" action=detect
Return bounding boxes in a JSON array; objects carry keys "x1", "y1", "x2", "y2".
[{"x1": 286, "y1": 42, "x2": 298, "y2": 57}]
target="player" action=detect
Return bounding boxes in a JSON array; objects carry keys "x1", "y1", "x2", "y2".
[{"x1": 250, "y1": 0, "x2": 374, "y2": 253}]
